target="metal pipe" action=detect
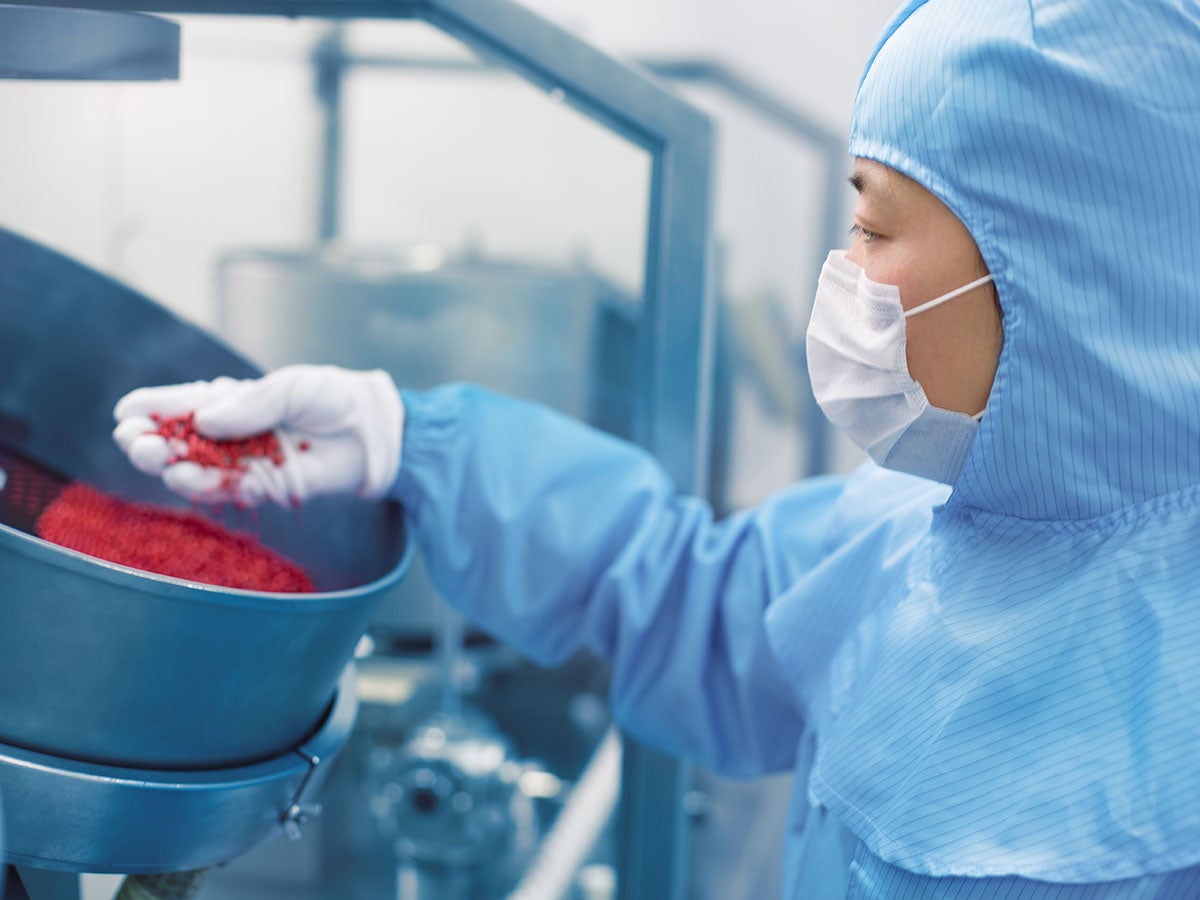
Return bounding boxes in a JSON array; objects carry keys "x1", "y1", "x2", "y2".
[
  {"x1": 508, "y1": 729, "x2": 622, "y2": 900},
  {"x1": 313, "y1": 25, "x2": 345, "y2": 243},
  {"x1": 437, "y1": 604, "x2": 465, "y2": 716}
]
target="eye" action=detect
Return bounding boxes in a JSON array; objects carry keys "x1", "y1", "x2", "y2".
[{"x1": 848, "y1": 223, "x2": 881, "y2": 243}]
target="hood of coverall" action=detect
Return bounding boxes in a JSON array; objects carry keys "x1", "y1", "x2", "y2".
[
  {"x1": 849, "y1": 0, "x2": 1200, "y2": 521},
  {"x1": 764, "y1": 0, "x2": 1200, "y2": 883}
]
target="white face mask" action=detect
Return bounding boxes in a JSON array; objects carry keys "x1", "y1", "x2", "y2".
[{"x1": 805, "y1": 250, "x2": 994, "y2": 485}]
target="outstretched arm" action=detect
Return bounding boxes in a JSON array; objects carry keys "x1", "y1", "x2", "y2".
[
  {"x1": 113, "y1": 368, "x2": 847, "y2": 777},
  {"x1": 395, "y1": 384, "x2": 846, "y2": 777}
]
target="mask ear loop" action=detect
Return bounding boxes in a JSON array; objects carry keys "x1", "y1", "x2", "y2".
[
  {"x1": 903, "y1": 273, "x2": 994, "y2": 318},
  {"x1": 903, "y1": 273, "x2": 995, "y2": 423}
]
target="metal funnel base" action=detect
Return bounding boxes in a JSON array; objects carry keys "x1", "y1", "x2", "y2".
[{"x1": 0, "y1": 666, "x2": 356, "y2": 874}]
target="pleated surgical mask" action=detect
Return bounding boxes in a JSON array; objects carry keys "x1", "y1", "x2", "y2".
[{"x1": 805, "y1": 250, "x2": 993, "y2": 485}]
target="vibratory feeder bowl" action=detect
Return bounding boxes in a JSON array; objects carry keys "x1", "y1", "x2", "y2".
[{"x1": 0, "y1": 227, "x2": 414, "y2": 873}]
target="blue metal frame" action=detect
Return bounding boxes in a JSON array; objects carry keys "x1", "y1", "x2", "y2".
[{"x1": 15, "y1": 1, "x2": 716, "y2": 895}]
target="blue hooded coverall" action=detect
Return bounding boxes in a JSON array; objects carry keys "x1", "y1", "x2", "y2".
[{"x1": 390, "y1": 0, "x2": 1200, "y2": 895}]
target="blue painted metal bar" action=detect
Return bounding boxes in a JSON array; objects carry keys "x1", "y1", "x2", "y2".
[
  {"x1": 408, "y1": 0, "x2": 718, "y2": 507},
  {"x1": 614, "y1": 740, "x2": 692, "y2": 900},
  {"x1": 312, "y1": 25, "x2": 345, "y2": 244},
  {"x1": 640, "y1": 60, "x2": 842, "y2": 148}
]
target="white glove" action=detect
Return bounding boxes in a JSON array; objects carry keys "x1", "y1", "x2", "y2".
[{"x1": 112, "y1": 365, "x2": 404, "y2": 507}]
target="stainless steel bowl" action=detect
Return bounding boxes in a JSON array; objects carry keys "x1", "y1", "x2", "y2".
[{"x1": 0, "y1": 227, "x2": 412, "y2": 769}]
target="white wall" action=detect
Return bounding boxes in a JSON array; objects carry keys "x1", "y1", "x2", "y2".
[{"x1": 523, "y1": 0, "x2": 893, "y2": 134}]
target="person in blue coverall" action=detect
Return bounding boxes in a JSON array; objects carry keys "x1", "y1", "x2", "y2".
[{"x1": 112, "y1": 0, "x2": 1200, "y2": 896}]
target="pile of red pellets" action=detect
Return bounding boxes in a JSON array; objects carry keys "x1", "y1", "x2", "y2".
[{"x1": 37, "y1": 483, "x2": 315, "y2": 593}]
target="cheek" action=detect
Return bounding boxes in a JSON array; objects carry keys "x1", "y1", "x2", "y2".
[
  {"x1": 853, "y1": 242, "x2": 926, "y2": 302},
  {"x1": 901, "y1": 316, "x2": 938, "y2": 381},
  {"x1": 902, "y1": 293, "x2": 1004, "y2": 414}
]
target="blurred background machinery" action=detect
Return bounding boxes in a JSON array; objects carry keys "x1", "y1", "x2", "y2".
[{"x1": 0, "y1": 0, "x2": 892, "y2": 896}]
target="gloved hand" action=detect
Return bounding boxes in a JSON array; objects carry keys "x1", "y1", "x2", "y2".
[{"x1": 112, "y1": 365, "x2": 404, "y2": 507}]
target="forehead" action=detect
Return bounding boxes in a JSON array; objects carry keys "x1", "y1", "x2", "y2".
[
  {"x1": 850, "y1": 158, "x2": 936, "y2": 213},
  {"x1": 851, "y1": 159, "x2": 902, "y2": 199}
]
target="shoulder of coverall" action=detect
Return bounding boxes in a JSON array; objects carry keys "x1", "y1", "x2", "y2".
[{"x1": 848, "y1": 0, "x2": 1200, "y2": 523}]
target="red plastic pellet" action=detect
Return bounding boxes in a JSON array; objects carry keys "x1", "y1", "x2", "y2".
[
  {"x1": 36, "y1": 483, "x2": 315, "y2": 593},
  {"x1": 155, "y1": 413, "x2": 285, "y2": 470}
]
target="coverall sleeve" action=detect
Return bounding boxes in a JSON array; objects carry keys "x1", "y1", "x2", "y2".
[{"x1": 391, "y1": 384, "x2": 847, "y2": 777}]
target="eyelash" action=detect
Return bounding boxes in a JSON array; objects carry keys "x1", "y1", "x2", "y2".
[{"x1": 848, "y1": 223, "x2": 881, "y2": 243}]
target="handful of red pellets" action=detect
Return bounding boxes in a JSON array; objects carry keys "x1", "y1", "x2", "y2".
[
  {"x1": 153, "y1": 412, "x2": 285, "y2": 470},
  {"x1": 36, "y1": 482, "x2": 315, "y2": 593}
]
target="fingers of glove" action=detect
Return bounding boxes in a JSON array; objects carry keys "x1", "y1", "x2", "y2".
[
  {"x1": 159, "y1": 459, "x2": 291, "y2": 508},
  {"x1": 113, "y1": 377, "x2": 240, "y2": 422},
  {"x1": 186, "y1": 433, "x2": 367, "y2": 507},
  {"x1": 236, "y1": 457, "x2": 294, "y2": 508},
  {"x1": 193, "y1": 366, "x2": 321, "y2": 440},
  {"x1": 111, "y1": 417, "x2": 152, "y2": 453},
  {"x1": 128, "y1": 434, "x2": 175, "y2": 476},
  {"x1": 192, "y1": 381, "x2": 281, "y2": 440},
  {"x1": 246, "y1": 368, "x2": 401, "y2": 499},
  {"x1": 197, "y1": 365, "x2": 370, "y2": 439},
  {"x1": 113, "y1": 418, "x2": 188, "y2": 476},
  {"x1": 113, "y1": 415, "x2": 156, "y2": 455},
  {"x1": 161, "y1": 462, "x2": 240, "y2": 505}
]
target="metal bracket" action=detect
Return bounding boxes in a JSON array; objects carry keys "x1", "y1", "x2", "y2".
[
  {"x1": 279, "y1": 664, "x2": 358, "y2": 842},
  {"x1": 280, "y1": 746, "x2": 326, "y2": 842}
]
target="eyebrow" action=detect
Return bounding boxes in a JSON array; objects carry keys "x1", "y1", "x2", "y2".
[{"x1": 848, "y1": 169, "x2": 896, "y2": 208}]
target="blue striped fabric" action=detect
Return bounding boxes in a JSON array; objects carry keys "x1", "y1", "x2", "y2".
[
  {"x1": 779, "y1": 0, "x2": 1200, "y2": 884},
  {"x1": 845, "y1": 845, "x2": 1200, "y2": 899}
]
